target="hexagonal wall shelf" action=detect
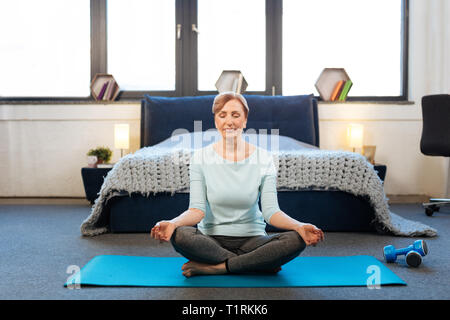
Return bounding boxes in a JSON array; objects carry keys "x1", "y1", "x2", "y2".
[
  {"x1": 315, "y1": 68, "x2": 351, "y2": 101},
  {"x1": 90, "y1": 73, "x2": 120, "y2": 101},
  {"x1": 215, "y1": 70, "x2": 248, "y2": 94}
]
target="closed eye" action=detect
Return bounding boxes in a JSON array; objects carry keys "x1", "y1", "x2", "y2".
[{"x1": 219, "y1": 113, "x2": 240, "y2": 118}]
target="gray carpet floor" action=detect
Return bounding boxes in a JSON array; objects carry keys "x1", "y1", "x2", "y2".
[{"x1": 0, "y1": 201, "x2": 449, "y2": 300}]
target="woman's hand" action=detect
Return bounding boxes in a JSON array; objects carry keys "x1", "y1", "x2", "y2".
[
  {"x1": 295, "y1": 223, "x2": 324, "y2": 246},
  {"x1": 150, "y1": 221, "x2": 176, "y2": 242}
]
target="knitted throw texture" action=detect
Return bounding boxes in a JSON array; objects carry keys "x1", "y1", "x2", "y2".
[{"x1": 80, "y1": 147, "x2": 437, "y2": 237}]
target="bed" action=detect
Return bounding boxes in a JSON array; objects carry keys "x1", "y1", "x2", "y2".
[
  {"x1": 106, "y1": 94, "x2": 378, "y2": 233},
  {"x1": 80, "y1": 94, "x2": 436, "y2": 237}
]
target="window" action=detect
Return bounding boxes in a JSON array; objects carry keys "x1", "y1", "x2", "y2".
[
  {"x1": 107, "y1": 0, "x2": 176, "y2": 91},
  {"x1": 283, "y1": 0, "x2": 404, "y2": 98},
  {"x1": 0, "y1": 0, "x2": 408, "y2": 101},
  {"x1": 197, "y1": 0, "x2": 265, "y2": 92},
  {"x1": 0, "y1": 0, "x2": 90, "y2": 97}
]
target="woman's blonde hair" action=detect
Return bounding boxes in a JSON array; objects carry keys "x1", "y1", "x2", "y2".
[{"x1": 212, "y1": 92, "x2": 249, "y2": 118}]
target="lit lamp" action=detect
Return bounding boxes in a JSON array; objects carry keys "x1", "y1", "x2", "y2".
[
  {"x1": 347, "y1": 124, "x2": 364, "y2": 153},
  {"x1": 114, "y1": 124, "x2": 129, "y2": 158}
]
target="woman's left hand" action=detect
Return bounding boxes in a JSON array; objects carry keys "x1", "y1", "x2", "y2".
[{"x1": 295, "y1": 223, "x2": 324, "y2": 246}]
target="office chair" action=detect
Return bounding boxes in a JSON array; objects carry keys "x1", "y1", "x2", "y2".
[{"x1": 420, "y1": 94, "x2": 450, "y2": 216}]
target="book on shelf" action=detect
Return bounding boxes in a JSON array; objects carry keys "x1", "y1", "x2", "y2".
[
  {"x1": 338, "y1": 80, "x2": 353, "y2": 101},
  {"x1": 97, "y1": 81, "x2": 109, "y2": 100},
  {"x1": 108, "y1": 82, "x2": 117, "y2": 100},
  {"x1": 103, "y1": 81, "x2": 113, "y2": 101},
  {"x1": 330, "y1": 80, "x2": 345, "y2": 101}
]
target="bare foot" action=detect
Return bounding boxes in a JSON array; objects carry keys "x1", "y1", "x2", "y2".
[
  {"x1": 267, "y1": 266, "x2": 282, "y2": 274},
  {"x1": 181, "y1": 261, "x2": 227, "y2": 278}
]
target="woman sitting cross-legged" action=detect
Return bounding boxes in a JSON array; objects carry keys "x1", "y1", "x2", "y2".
[{"x1": 150, "y1": 92, "x2": 324, "y2": 277}]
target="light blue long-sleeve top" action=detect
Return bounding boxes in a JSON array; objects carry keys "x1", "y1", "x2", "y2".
[{"x1": 188, "y1": 143, "x2": 281, "y2": 237}]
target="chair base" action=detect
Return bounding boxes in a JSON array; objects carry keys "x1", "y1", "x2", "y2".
[
  {"x1": 423, "y1": 198, "x2": 450, "y2": 216},
  {"x1": 429, "y1": 198, "x2": 450, "y2": 202}
]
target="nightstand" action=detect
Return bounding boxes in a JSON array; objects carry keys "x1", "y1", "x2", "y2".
[
  {"x1": 373, "y1": 164, "x2": 387, "y2": 183},
  {"x1": 81, "y1": 167, "x2": 113, "y2": 204}
]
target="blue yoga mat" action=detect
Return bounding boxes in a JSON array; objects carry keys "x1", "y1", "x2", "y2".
[{"x1": 65, "y1": 255, "x2": 406, "y2": 288}]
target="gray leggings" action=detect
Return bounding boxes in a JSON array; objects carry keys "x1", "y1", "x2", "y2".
[{"x1": 170, "y1": 226, "x2": 306, "y2": 274}]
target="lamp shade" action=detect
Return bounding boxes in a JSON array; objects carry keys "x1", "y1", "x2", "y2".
[
  {"x1": 114, "y1": 124, "x2": 129, "y2": 149},
  {"x1": 347, "y1": 124, "x2": 364, "y2": 149}
]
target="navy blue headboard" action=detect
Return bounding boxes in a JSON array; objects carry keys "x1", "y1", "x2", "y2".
[{"x1": 140, "y1": 94, "x2": 319, "y2": 148}]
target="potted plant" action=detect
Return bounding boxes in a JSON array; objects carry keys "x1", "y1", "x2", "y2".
[{"x1": 87, "y1": 147, "x2": 113, "y2": 166}]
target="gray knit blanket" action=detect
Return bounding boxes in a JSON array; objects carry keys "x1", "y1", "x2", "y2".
[{"x1": 80, "y1": 147, "x2": 437, "y2": 238}]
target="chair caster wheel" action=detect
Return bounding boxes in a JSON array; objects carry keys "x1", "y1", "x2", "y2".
[{"x1": 425, "y1": 205, "x2": 438, "y2": 216}]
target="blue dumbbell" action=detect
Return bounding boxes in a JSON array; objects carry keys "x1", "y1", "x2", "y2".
[{"x1": 383, "y1": 240, "x2": 428, "y2": 267}]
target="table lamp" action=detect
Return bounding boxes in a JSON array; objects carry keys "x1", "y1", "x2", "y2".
[
  {"x1": 114, "y1": 124, "x2": 129, "y2": 158},
  {"x1": 347, "y1": 124, "x2": 364, "y2": 153}
]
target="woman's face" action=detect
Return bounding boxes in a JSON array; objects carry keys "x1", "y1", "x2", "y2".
[{"x1": 214, "y1": 98, "x2": 247, "y2": 140}]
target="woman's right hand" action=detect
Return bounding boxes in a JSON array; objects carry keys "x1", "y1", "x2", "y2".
[{"x1": 150, "y1": 221, "x2": 176, "y2": 242}]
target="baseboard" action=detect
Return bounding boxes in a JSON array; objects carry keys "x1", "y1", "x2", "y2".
[
  {"x1": 0, "y1": 194, "x2": 431, "y2": 205},
  {"x1": 0, "y1": 197, "x2": 90, "y2": 205},
  {"x1": 386, "y1": 194, "x2": 430, "y2": 204}
]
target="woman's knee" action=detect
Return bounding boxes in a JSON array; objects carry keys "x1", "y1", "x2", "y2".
[
  {"x1": 282, "y1": 231, "x2": 306, "y2": 254},
  {"x1": 170, "y1": 226, "x2": 196, "y2": 247}
]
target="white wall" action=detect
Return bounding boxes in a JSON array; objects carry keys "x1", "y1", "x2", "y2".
[
  {"x1": 318, "y1": 103, "x2": 448, "y2": 197},
  {"x1": 0, "y1": 104, "x2": 141, "y2": 197},
  {"x1": 0, "y1": 0, "x2": 449, "y2": 198}
]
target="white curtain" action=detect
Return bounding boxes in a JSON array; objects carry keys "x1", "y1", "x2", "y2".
[
  {"x1": 424, "y1": 0, "x2": 450, "y2": 94},
  {"x1": 411, "y1": 0, "x2": 450, "y2": 197},
  {"x1": 425, "y1": 1, "x2": 450, "y2": 197}
]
